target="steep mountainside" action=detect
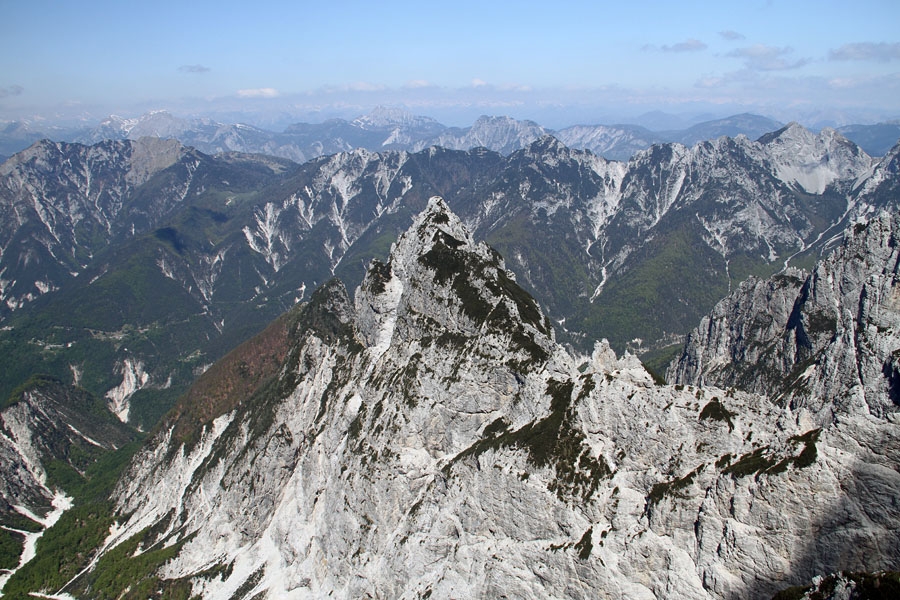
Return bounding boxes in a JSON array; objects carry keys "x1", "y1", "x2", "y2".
[
  {"x1": 8, "y1": 199, "x2": 898, "y2": 599},
  {"x1": 0, "y1": 138, "x2": 299, "y2": 427},
  {"x1": 669, "y1": 210, "x2": 900, "y2": 421},
  {"x1": 0, "y1": 137, "x2": 294, "y2": 316},
  {"x1": 0, "y1": 137, "x2": 189, "y2": 313},
  {"x1": 532, "y1": 127, "x2": 876, "y2": 351}
]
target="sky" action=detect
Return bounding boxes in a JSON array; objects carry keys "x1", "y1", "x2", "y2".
[{"x1": 1, "y1": 0, "x2": 899, "y2": 128}]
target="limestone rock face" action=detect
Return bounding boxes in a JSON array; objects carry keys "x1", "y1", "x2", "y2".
[
  {"x1": 670, "y1": 211, "x2": 900, "y2": 421},
  {"x1": 665, "y1": 269, "x2": 807, "y2": 391},
  {"x1": 49, "y1": 200, "x2": 900, "y2": 600}
]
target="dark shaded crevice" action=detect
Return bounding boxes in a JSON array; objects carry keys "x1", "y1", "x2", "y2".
[{"x1": 785, "y1": 278, "x2": 812, "y2": 357}]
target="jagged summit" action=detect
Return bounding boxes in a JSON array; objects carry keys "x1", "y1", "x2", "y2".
[
  {"x1": 523, "y1": 134, "x2": 569, "y2": 155},
  {"x1": 756, "y1": 120, "x2": 871, "y2": 194},
  {"x1": 355, "y1": 195, "x2": 554, "y2": 363},
  {"x1": 385, "y1": 195, "x2": 480, "y2": 264}
]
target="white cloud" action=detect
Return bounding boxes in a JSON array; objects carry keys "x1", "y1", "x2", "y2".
[
  {"x1": 727, "y1": 44, "x2": 808, "y2": 71},
  {"x1": 661, "y1": 39, "x2": 707, "y2": 52},
  {"x1": 470, "y1": 78, "x2": 488, "y2": 87},
  {"x1": 719, "y1": 30, "x2": 745, "y2": 41},
  {"x1": 237, "y1": 88, "x2": 280, "y2": 98},
  {"x1": 829, "y1": 42, "x2": 900, "y2": 62},
  {"x1": 643, "y1": 39, "x2": 707, "y2": 53},
  {"x1": 178, "y1": 64, "x2": 211, "y2": 73},
  {"x1": 403, "y1": 79, "x2": 434, "y2": 89}
]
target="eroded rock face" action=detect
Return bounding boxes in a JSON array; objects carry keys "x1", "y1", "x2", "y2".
[
  {"x1": 59, "y1": 200, "x2": 900, "y2": 600},
  {"x1": 666, "y1": 269, "x2": 808, "y2": 393},
  {"x1": 670, "y1": 211, "x2": 900, "y2": 421}
]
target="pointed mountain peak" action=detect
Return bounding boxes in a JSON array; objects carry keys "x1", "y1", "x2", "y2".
[
  {"x1": 355, "y1": 196, "x2": 553, "y2": 362},
  {"x1": 757, "y1": 121, "x2": 813, "y2": 145},
  {"x1": 363, "y1": 197, "x2": 482, "y2": 282},
  {"x1": 758, "y1": 121, "x2": 872, "y2": 193},
  {"x1": 758, "y1": 121, "x2": 861, "y2": 153},
  {"x1": 411, "y1": 195, "x2": 473, "y2": 246},
  {"x1": 524, "y1": 134, "x2": 568, "y2": 156}
]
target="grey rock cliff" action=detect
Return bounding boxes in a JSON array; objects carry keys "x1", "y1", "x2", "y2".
[{"x1": 670, "y1": 211, "x2": 900, "y2": 421}]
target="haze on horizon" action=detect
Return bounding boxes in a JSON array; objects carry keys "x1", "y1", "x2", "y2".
[{"x1": 1, "y1": 0, "x2": 898, "y2": 129}]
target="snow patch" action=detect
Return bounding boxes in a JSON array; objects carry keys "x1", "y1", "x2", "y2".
[
  {"x1": 774, "y1": 162, "x2": 838, "y2": 195},
  {"x1": 69, "y1": 364, "x2": 82, "y2": 387}
]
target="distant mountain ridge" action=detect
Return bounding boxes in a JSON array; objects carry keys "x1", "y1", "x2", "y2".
[{"x1": 4, "y1": 108, "x2": 897, "y2": 164}]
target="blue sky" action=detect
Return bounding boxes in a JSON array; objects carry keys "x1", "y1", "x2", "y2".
[{"x1": 1, "y1": 0, "x2": 898, "y2": 127}]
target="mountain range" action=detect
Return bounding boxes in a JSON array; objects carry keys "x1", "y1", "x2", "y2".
[
  {"x1": 3, "y1": 198, "x2": 898, "y2": 598},
  {"x1": 0, "y1": 110, "x2": 898, "y2": 598},
  {"x1": 2, "y1": 108, "x2": 899, "y2": 164},
  {"x1": 0, "y1": 122, "x2": 896, "y2": 434},
  {"x1": 0, "y1": 106, "x2": 900, "y2": 598}
]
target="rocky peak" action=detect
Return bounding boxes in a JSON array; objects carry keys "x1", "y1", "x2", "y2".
[
  {"x1": 758, "y1": 121, "x2": 812, "y2": 145},
  {"x1": 523, "y1": 134, "x2": 569, "y2": 157},
  {"x1": 21, "y1": 199, "x2": 900, "y2": 600},
  {"x1": 355, "y1": 196, "x2": 553, "y2": 362},
  {"x1": 0, "y1": 138, "x2": 82, "y2": 175},
  {"x1": 758, "y1": 121, "x2": 871, "y2": 194}
]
